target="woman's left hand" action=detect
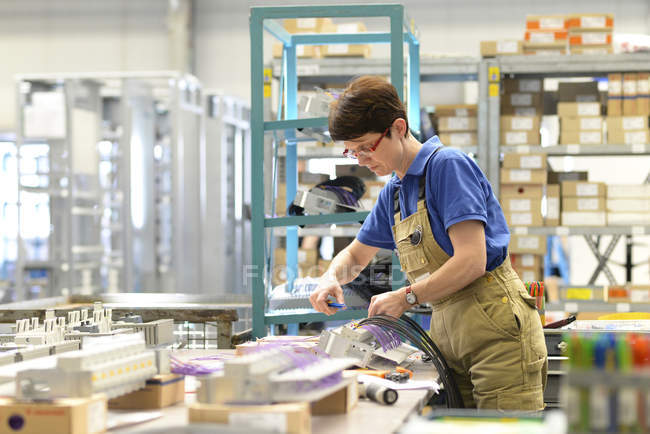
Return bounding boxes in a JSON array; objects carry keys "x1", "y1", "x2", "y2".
[{"x1": 368, "y1": 289, "x2": 410, "y2": 318}]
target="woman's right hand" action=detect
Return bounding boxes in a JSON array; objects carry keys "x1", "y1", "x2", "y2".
[{"x1": 309, "y1": 278, "x2": 345, "y2": 316}]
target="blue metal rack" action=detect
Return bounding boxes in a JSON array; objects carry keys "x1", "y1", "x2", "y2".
[{"x1": 250, "y1": 4, "x2": 420, "y2": 338}]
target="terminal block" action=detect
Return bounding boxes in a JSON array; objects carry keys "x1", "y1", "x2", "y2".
[
  {"x1": 318, "y1": 323, "x2": 418, "y2": 369},
  {"x1": 16, "y1": 334, "x2": 163, "y2": 400},
  {"x1": 111, "y1": 319, "x2": 175, "y2": 346}
]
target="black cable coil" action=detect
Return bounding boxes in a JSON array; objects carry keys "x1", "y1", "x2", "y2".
[{"x1": 357, "y1": 314, "x2": 464, "y2": 408}]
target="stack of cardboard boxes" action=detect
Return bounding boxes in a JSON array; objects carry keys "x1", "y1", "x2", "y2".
[
  {"x1": 566, "y1": 13, "x2": 614, "y2": 55},
  {"x1": 480, "y1": 40, "x2": 523, "y2": 57},
  {"x1": 560, "y1": 180, "x2": 607, "y2": 226},
  {"x1": 434, "y1": 104, "x2": 478, "y2": 148},
  {"x1": 501, "y1": 78, "x2": 544, "y2": 124},
  {"x1": 273, "y1": 18, "x2": 371, "y2": 59},
  {"x1": 500, "y1": 153, "x2": 548, "y2": 278},
  {"x1": 607, "y1": 184, "x2": 650, "y2": 225},
  {"x1": 607, "y1": 73, "x2": 650, "y2": 118},
  {"x1": 524, "y1": 15, "x2": 568, "y2": 55},
  {"x1": 607, "y1": 116, "x2": 650, "y2": 145},
  {"x1": 558, "y1": 101, "x2": 602, "y2": 145}
]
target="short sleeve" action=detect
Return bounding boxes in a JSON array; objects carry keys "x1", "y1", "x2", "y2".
[
  {"x1": 430, "y1": 154, "x2": 488, "y2": 231},
  {"x1": 356, "y1": 185, "x2": 396, "y2": 250}
]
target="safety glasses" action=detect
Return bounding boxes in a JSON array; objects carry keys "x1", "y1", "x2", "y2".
[{"x1": 342, "y1": 127, "x2": 389, "y2": 160}]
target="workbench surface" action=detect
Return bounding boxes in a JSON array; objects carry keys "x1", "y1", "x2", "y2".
[{"x1": 108, "y1": 349, "x2": 437, "y2": 433}]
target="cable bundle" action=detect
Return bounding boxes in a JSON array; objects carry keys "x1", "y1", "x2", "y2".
[
  {"x1": 360, "y1": 323, "x2": 402, "y2": 352},
  {"x1": 357, "y1": 315, "x2": 464, "y2": 408}
]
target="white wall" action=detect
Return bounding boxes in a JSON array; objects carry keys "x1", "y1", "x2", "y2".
[{"x1": 0, "y1": 0, "x2": 169, "y2": 131}]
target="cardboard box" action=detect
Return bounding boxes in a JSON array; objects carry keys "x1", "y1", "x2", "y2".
[
  {"x1": 607, "y1": 184, "x2": 650, "y2": 199},
  {"x1": 568, "y1": 31, "x2": 612, "y2": 46},
  {"x1": 523, "y1": 47, "x2": 567, "y2": 56},
  {"x1": 547, "y1": 171, "x2": 588, "y2": 185},
  {"x1": 559, "y1": 130, "x2": 602, "y2": 145},
  {"x1": 608, "y1": 73, "x2": 622, "y2": 96},
  {"x1": 273, "y1": 43, "x2": 320, "y2": 58},
  {"x1": 503, "y1": 106, "x2": 543, "y2": 116},
  {"x1": 283, "y1": 18, "x2": 333, "y2": 33},
  {"x1": 607, "y1": 212, "x2": 650, "y2": 225},
  {"x1": 502, "y1": 92, "x2": 543, "y2": 108},
  {"x1": 570, "y1": 45, "x2": 613, "y2": 55},
  {"x1": 638, "y1": 72, "x2": 650, "y2": 96},
  {"x1": 501, "y1": 197, "x2": 542, "y2": 213},
  {"x1": 560, "y1": 116, "x2": 603, "y2": 131},
  {"x1": 562, "y1": 197, "x2": 606, "y2": 212},
  {"x1": 502, "y1": 153, "x2": 547, "y2": 169},
  {"x1": 566, "y1": 13, "x2": 614, "y2": 30},
  {"x1": 0, "y1": 394, "x2": 107, "y2": 434},
  {"x1": 189, "y1": 402, "x2": 311, "y2": 434},
  {"x1": 438, "y1": 132, "x2": 477, "y2": 147},
  {"x1": 526, "y1": 15, "x2": 567, "y2": 30},
  {"x1": 557, "y1": 102, "x2": 600, "y2": 117},
  {"x1": 562, "y1": 211, "x2": 606, "y2": 226},
  {"x1": 607, "y1": 129, "x2": 650, "y2": 145},
  {"x1": 561, "y1": 181, "x2": 606, "y2": 197},
  {"x1": 606, "y1": 116, "x2": 649, "y2": 131},
  {"x1": 500, "y1": 183, "x2": 544, "y2": 198},
  {"x1": 511, "y1": 253, "x2": 543, "y2": 269},
  {"x1": 514, "y1": 266, "x2": 543, "y2": 282},
  {"x1": 505, "y1": 211, "x2": 543, "y2": 227},
  {"x1": 524, "y1": 30, "x2": 568, "y2": 45},
  {"x1": 108, "y1": 374, "x2": 185, "y2": 409},
  {"x1": 558, "y1": 82, "x2": 599, "y2": 103},
  {"x1": 500, "y1": 130, "x2": 541, "y2": 145},
  {"x1": 363, "y1": 181, "x2": 386, "y2": 201},
  {"x1": 607, "y1": 98, "x2": 622, "y2": 116},
  {"x1": 437, "y1": 116, "x2": 477, "y2": 132},
  {"x1": 510, "y1": 234, "x2": 547, "y2": 254},
  {"x1": 623, "y1": 98, "x2": 638, "y2": 116},
  {"x1": 480, "y1": 40, "x2": 523, "y2": 57},
  {"x1": 607, "y1": 198, "x2": 650, "y2": 212},
  {"x1": 501, "y1": 168, "x2": 547, "y2": 184},
  {"x1": 500, "y1": 115, "x2": 540, "y2": 131},
  {"x1": 311, "y1": 377, "x2": 358, "y2": 415},
  {"x1": 638, "y1": 97, "x2": 650, "y2": 116},
  {"x1": 434, "y1": 104, "x2": 477, "y2": 117},
  {"x1": 322, "y1": 44, "x2": 370, "y2": 57},
  {"x1": 623, "y1": 73, "x2": 638, "y2": 97},
  {"x1": 546, "y1": 184, "x2": 560, "y2": 225}
]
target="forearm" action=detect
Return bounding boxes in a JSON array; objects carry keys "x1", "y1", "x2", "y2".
[
  {"x1": 322, "y1": 248, "x2": 365, "y2": 286},
  {"x1": 411, "y1": 254, "x2": 485, "y2": 304}
]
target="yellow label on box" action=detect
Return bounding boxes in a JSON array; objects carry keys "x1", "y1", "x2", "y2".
[
  {"x1": 489, "y1": 83, "x2": 499, "y2": 97},
  {"x1": 566, "y1": 288, "x2": 593, "y2": 300}
]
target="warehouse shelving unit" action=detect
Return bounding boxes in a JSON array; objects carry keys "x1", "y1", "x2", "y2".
[
  {"x1": 491, "y1": 53, "x2": 650, "y2": 286},
  {"x1": 250, "y1": 4, "x2": 420, "y2": 337}
]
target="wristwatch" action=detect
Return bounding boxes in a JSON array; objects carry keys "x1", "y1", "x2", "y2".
[{"x1": 405, "y1": 285, "x2": 418, "y2": 305}]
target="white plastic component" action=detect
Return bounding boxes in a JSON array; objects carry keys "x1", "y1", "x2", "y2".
[{"x1": 111, "y1": 319, "x2": 175, "y2": 346}]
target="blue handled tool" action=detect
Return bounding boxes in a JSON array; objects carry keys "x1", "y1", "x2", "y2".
[{"x1": 327, "y1": 300, "x2": 347, "y2": 309}]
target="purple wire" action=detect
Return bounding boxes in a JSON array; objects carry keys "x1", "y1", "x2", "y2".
[
  {"x1": 170, "y1": 355, "x2": 224, "y2": 375},
  {"x1": 361, "y1": 324, "x2": 402, "y2": 352}
]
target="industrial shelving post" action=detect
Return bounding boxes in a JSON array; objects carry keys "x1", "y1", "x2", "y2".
[{"x1": 250, "y1": 4, "x2": 420, "y2": 337}]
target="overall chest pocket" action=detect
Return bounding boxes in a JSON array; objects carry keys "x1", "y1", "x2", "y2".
[{"x1": 397, "y1": 237, "x2": 430, "y2": 274}]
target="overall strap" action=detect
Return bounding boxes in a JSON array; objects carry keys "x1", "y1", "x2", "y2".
[{"x1": 393, "y1": 146, "x2": 443, "y2": 223}]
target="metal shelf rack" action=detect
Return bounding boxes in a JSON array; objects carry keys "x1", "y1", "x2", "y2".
[{"x1": 250, "y1": 4, "x2": 420, "y2": 337}]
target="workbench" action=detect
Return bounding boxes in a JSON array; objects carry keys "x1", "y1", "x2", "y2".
[
  {"x1": 108, "y1": 350, "x2": 437, "y2": 433},
  {"x1": 0, "y1": 294, "x2": 248, "y2": 349}
]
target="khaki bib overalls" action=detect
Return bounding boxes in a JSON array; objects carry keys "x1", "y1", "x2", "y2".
[{"x1": 391, "y1": 148, "x2": 547, "y2": 410}]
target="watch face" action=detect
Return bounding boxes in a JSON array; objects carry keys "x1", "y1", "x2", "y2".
[{"x1": 406, "y1": 292, "x2": 416, "y2": 305}]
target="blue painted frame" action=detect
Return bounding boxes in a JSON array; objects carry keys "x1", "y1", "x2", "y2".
[{"x1": 250, "y1": 4, "x2": 420, "y2": 337}]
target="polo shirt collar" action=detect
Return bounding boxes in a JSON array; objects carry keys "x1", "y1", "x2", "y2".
[{"x1": 404, "y1": 136, "x2": 442, "y2": 177}]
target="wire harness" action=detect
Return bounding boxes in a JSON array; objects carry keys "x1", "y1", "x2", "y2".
[{"x1": 357, "y1": 315, "x2": 464, "y2": 408}]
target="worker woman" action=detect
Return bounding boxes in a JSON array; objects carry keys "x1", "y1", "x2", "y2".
[{"x1": 309, "y1": 76, "x2": 547, "y2": 411}]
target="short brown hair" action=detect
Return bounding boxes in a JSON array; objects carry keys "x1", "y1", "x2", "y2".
[{"x1": 328, "y1": 76, "x2": 408, "y2": 141}]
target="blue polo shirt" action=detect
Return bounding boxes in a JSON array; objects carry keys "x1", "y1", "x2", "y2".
[{"x1": 356, "y1": 136, "x2": 510, "y2": 271}]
